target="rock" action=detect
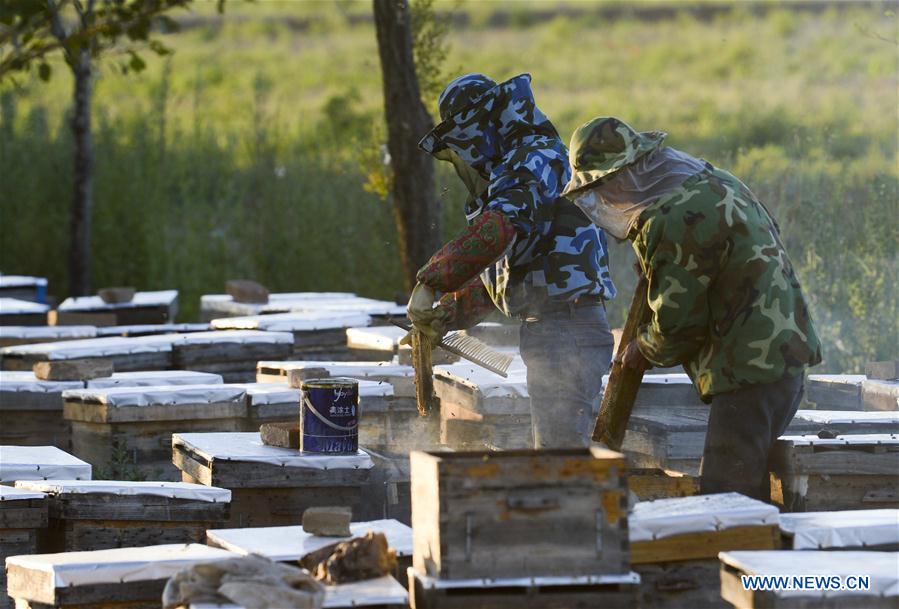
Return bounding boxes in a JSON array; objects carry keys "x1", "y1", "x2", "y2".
[
  {"x1": 301, "y1": 531, "x2": 397, "y2": 585},
  {"x1": 260, "y1": 422, "x2": 300, "y2": 449},
  {"x1": 302, "y1": 506, "x2": 352, "y2": 537},
  {"x1": 97, "y1": 287, "x2": 136, "y2": 304},
  {"x1": 33, "y1": 358, "x2": 114, "y2": 381},
  {"x1": 226, "y1": 280, "x2": 269, "y2": 304}
]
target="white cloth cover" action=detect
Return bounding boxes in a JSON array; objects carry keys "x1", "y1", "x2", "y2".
[
  {"x1": 16, "y1": 480, "x2": 231, "y2": 503},
  {"x1": 719, "y1": 551, "x2": 899, "y2": 598},
  {"x1": 0, "y1": 275, "x2": 47, "y2": 289},
  {"x1": 62, "y1": 384, "x2": 247, "y2": 408},
  {"x1": 58, "y1": 289, "x2": 178, "y2": 311},
  {"x1": 345, "y1": 326, "x2": 406, "y2": 350},
  {"x1": 779, "y1": 434, "x2": 899, "y2": 446},
  {"x1": 206, "y1": 519, "x2": 413, "y2": 561},
  {"x1": 86, "y1": 371, "x2": 224, "y2": 389},
  {"x1": 808, "y1": 374, "x2": 867, "y2": 385},
  {"x1": 414, "y1": 568, "x2": 640, "y2": 589},
  {"x1": 2, "y1": 334, "x2": 177, "y2": 359},
  {"x1": 0, "y1": 485, "x2": 46, "y2": 501},
  {"x1": 172, "y1": 433, "x2": 374, "y2": 470},
  {"x1": 0, "y1": 326, "x2": 96, "y2": 340},
  {"x1": 0, "y1": 446, "x2": 92, "y2": 482},
  {"x1": 257, "y1": 361, "x2": 413, "y2": 381},
  {"x1": 176, "y1": 330, "x2": 294, "y2": 346},
  {"x1": 0, "y1": 298, "x2": 49, "y2": 314},
  {"x1": 791, "y1": 410, "x2": 899, "y2": 425},
  {"x1": 95, "y1": 323, "x2": 210, "y2": 337},
  {"x1": 434, "y1": 360, "x2": 529, "y2": 398},
  {"x1": 210, "y1": 311, "x2": 372, "y2": 332},
  {"x1": 779, "y1": 510, "x2": 899, "y2": 550},
  {"x1": 629, "y1": 493, "x2": 780, "y2": 542},
  {"x1": 230, "y1": 383, "x2": 300, "y2": 406},
  {"x1": 5, "y1": 544, "x2": 235, "y2": 588},
  {"x1": 0, "y1": 371, "x2": 84, "y2": 394}
]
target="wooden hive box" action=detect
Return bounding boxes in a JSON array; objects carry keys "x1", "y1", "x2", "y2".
[
  {"x1": 0, "y1": 334, "x2": 176, "y2": 372},
  {"x1": 63, "y1": 384, "x2": 247, "y2": 481},
  {"x1": 345, "y1": 326, "x2": 407, "y2": 362},
  {"x1": 171, "y1": 330, "x2": 294, "y2": 382},
  {"x1": 84, "y1": 370, "x2": 224, "y2": 389},
  {"x1": 719, "y1": 551, "x2": 899, "y2": 609},
  {"x1": 408, "y1": 569, "x2": 639, "y2": 609},
  {"x1": 630, "y1": 493, "x2": 781, "y2": 609},
  {"x1": 5, "y1": 543, "x2": 235, "y2": 609},
  {"x1": 52, "y1": 290, "x2": 179, "y2": 327},
  {"x1": 806, "y1": 374, "x2": 867, "y2": 410},
  {"x1": 770, "y1": 434, "x2": 899, "y2": 511},
  {"x1": 433, "y1": 361, "x2": 532, "y2": 450},
  {"x1": 779, "y1": 509, "x2": 899, "y2": 550},
  {"x1": 627, "y1": 468, "x2": 699, "y2": 501},
  {"x1": 411, "y1": 447, "x2": 629, "y2": 580},
  {"x1": 863, "y1": 380, "x2": 899, "y2": 411},
  {"x1": 210, "y1": 311, "x2": 372, "y2": 360},
  {"x1": 0, "y1": 299, "x2": 49, "y2": 327},
  {"x1": 0, "y1": 373, "x2": 84, "y2": 449},
  {"x1": 622, "y1": 373, "x2": 706, "y2": 412},
  {"x1": 0, "y1": 326, "x2": 96, "y2": 349},
  {"x1": 15, "y1": 480, "x2": 230, "y2": 553},
  {"x1": 0, "y1": 487, "x2": 48, "y2": 609},
  {"x1": 206, "y1": 517, "x2": 413, "y2": 583},
  {"x1": 172, "y1": 432, "x2": 373, "y2": 528},
  {"x1": 93, "y1": 323, "x2": 210, "y2": 338},
  {"x1": 199, "y1": 291, "x2": 356, "y2": 321},
  {"x1": 0, "y1": 276, "x2": 47, "y2": 304},
  {"x1": 0, "y1": 446, "x2": 92, "y2": 483},
  {"x1": 364, "y1": 449, "x2": 413, "y2": 524}
]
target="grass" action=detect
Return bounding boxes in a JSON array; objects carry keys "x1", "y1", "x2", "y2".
[{"x1": 1, "y1": 0, "x2": 896, "y2": 373}]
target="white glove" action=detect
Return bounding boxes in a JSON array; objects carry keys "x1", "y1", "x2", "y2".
[{"x1": 406, "y1": 282, "x2": 436, "y2": 324}]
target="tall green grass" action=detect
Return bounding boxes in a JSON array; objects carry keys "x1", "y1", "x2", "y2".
[{"x1": 1, "y1": 1, "x2": 896, "y2": 372}]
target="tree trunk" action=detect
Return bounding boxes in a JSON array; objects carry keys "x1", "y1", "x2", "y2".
[
  {"x1": 373, "y1": 0, "x2": 441, "y2": 292},
  {"x1": 69, "y1": 47, "x2": 93, "y2": 296}
]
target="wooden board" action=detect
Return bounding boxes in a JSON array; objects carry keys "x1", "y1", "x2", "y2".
[
  {"x1": 627, "y1": 468, "x2": 699, "y2": 501},
  {"x1": 635, "y1": 559, "x2": 728, "y2": 609},
  {"x1": 631, "y1": 525, "x2": 780, "y2": 564},
  {"x1": 439, "y1": 403, "x2": 532, "y2": 450},
  {"x1": 806, "y1": 374, "x2": 865, "y2": 410},
  {"x1": 411, "y1": 448, "x2": 628, "y2": 580}
]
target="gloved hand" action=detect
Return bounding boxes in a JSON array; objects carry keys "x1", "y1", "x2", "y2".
[
  {"x1": 407, "y1": 282, "x2": 436, "y2": 325},
  {"x1": 403, "y1": 283, "x2": 450, "y2": 348}
]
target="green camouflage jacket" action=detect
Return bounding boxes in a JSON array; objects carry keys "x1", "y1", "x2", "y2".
[{"x1": 632, "y1": 166, "x2": 822, "y2": 400}]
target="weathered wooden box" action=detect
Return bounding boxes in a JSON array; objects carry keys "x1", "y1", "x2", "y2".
[
  {"x1": 0, "y1": 334, "x2": 175, "y2": 372},
  {"x1": 770, "y1": 434, "x2": 899, "y2": 511},
  {"x1": 806, "y1": 374, "x2": 866, "y2": 410},
  {"x1": 433, "y1": 361, "x2": 532, "y2": 450},
  {"x1": 779, "y1": 509, "x2": 899, "y2": 550},
  {"x1": 170, "y1": 330, "x2": 294, "y2": 382},
  {"x1": 0, "y1": 276, "x2": 47, "y2": 304},
  {"x1": 52, "y1": 290, "x2": 179, "y2": 326},
  {"x1": 345, "y1": 325, "x2": 406, "y2": 362},
  {"x1": 863, "y1": 380, "x2": 899, "y2": 411},
  {"x1": 624, "y1": 373, "x2": 705, "y2": 412},
  {"x1": 200, "y1": 291, "x2": 404, "y2": 323},
  {"x1": 0, "y1": 372, "x2": 83, "y2": 449},
  {"x1": 15, "y1": 480, "x2": 230, "y2": 553},
  {"x1": 211, "y1": 311, "x2": 372, "y2": 360},
  {"x1": 630, "y1": 493, "x2": 780, "y2": 609},
  {"x1": 0, "y1": 298, "x2": 49, "y2": 327},
  {"x1": 0, "y1": 326, "x2": 96, "y2": 349},
  {"x1": 63, "y1": 384, "x2": 247, "y2": 480},
  {"x1": 628, "y1": 467, "x2": 699, "y2": 501},
  {"x1": 719, "y1": 551, "x2": 899, "y2": 609},
  {"x1": 5, "y1": 543, "x2": 235, "y2": 609},
  {"x1": 172, "y1": 432, "x2": 373, "y2": 528},
  {"x1": 0, "y1": 487, "x2": 47, "y2": 609},
  {"x1": 411, "y1": 448, "x2": 629, "y2": 580},
  {"x1": 0, "y1": 445, "x2": 92, "y2": 483}
]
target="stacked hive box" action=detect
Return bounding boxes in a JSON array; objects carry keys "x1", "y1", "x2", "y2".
[
  {"x1": 200, "y1": 291, "x2": 405, "y2": 324},
  {"x1": 0, "y1": 487, "x2": 47, "y2": 609},
  {"x1": 779, "y1": 508, "x2": 899, "y2": 550},
  {"x1": 169, "y1": 330, "x2": 293, "y2": 382},
  {"x1": 211, "y1": 311, "x2": 373, "y2": 360},
  {"x1": 345, "y1": 325, "x2": 458, "y2": 366},
  {"x1": 0, "y1": 334, "x2": 175, "y2": 372},
  {"x1": 719, "y1": 551, "x2": 899, "y2": 608},
  {"x1": 63, "y1": 384, "x2": 247, "y2": 480},
  {"x1": 172, "y1": 432, "x2": 374, "y2": 527},
  {"x1": 409, "y1": 448, "x2": 638, "y2": 608},
  {"x1": 0, "y1": 326, "x2": 96, "y2": 348},
  {"x1": 770, "y1": 433, "x2": 899, "y2": 511},
  {"x1": 0, "y1": 372, "x2": 82, "y2": 449},
  {"x1": 94, "y1": 323, "x2": 210, "y2": 338},
  {"x1": 0, "y1": 275, "x2": 47, "y2": 303},
  {"x1": 52, "y1": 290, "x2": 179, "y2": 326},
  {"x1": 433, "y1": 360, "x2": 531, "y2": 450},
  {"x1": 5, "y1": 544, "x2": 235, "y2": 609},
  {"x1": 0, "y1": 298, "x2": 49, "y2": 326},
  {"x1": 0, "y1": 446, "x2": 92, "y2": 483},
  {"x1": 630, "y1": 493, "x2": 781, "y2": 609},
  {"x1": 15, "y1": 480, "x2": 230, "y2": 552}
]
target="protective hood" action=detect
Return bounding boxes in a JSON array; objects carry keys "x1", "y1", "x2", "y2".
[{"x1": 419, "y1": 73, "x2": 561, "y2": 179}]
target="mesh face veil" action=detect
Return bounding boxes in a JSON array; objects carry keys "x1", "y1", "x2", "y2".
[
  {"x1": 572, "y1": 188, "x2": 645, "y2": 240},
  {"x1": 434, "y1": 147, "x2": 491, "y2": 223}
]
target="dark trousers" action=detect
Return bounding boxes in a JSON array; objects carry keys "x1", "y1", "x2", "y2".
[
  {"x1": 519, "y1": 304, "x2": 614, "y2": 448},
  {"x1": 700, "y1": 373, "x2": 805, "y2": 501}
]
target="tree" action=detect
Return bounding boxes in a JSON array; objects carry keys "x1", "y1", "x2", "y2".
[
  {"x1": 1, "y1": 0, "x2": 217, "y2": 295},
  {"x1": 372, "y1": 0, "x2": 442, "y2": 292}
]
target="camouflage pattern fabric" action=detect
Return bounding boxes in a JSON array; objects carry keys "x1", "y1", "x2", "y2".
[
  {"x1": 630, "y1": 166, "x2": 822, "y2": 400},
  {"x1": 562, "y1": 116, "x2": 666, "y2": 197},
  {"x1": 418, "y1": 73, "x2": 616, "y2": 317}
]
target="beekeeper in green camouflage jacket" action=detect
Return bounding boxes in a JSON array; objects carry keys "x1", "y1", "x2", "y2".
[{"x1": 563, "y1": 116, "x2": 822, "y2": 500}]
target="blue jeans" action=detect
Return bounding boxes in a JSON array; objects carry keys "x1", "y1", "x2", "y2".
[{"x1": 518, "y1": 304, "x2": 614, "y2": 448}]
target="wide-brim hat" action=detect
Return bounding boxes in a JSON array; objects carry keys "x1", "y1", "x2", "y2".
[{"x1": 562, "y1": 116, "x2": 666, "y2": 197}]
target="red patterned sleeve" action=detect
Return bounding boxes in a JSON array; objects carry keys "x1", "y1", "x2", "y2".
[
  {"x1": 416, "y1": 210, "x2": 517, "y2": 293},
  {"x1": 437, "y1": 276, "x2": 496, "y2": 331}
]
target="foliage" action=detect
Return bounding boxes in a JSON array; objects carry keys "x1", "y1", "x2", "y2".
[
  {"x1": 1, "y1": 2, "x2": 895, "y2": 372},
  {"x1": 94, "y1": 437, "x2": 147, "y2": 481},
  {"x1": 410, "y1": 0, "x2": 453, "y2": 110}
]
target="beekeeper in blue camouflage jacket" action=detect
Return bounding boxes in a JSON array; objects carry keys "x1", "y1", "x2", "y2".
[{"x1": 406, "y1": 73, "x2": 617, "y2": 448}]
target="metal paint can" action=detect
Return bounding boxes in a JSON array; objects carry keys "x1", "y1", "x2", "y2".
[{"x1": 299, "y1": 377, "x2": 359, "y2": 454}]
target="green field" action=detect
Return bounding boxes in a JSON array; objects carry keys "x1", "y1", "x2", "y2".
[{"x1": 1, "y1": 1, "x2": 896, "y2": 372}]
